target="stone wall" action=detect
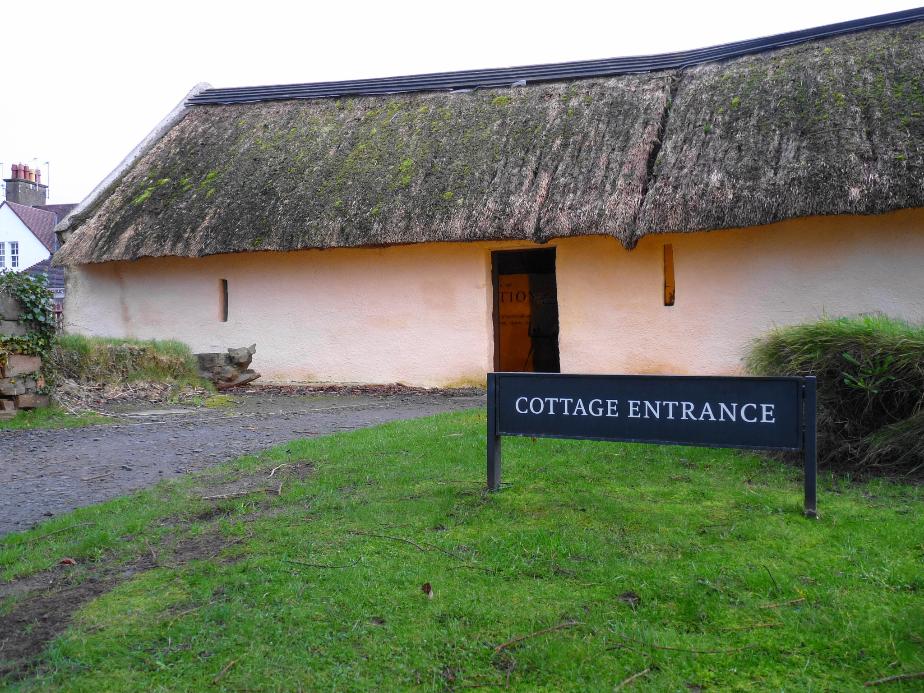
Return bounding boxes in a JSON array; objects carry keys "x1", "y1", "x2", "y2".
[{"x1": 0, "y1": 293, "x2": 49, "y2": 419}]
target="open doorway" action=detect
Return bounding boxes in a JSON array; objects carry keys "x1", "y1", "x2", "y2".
[{"x1": 492, "y1": 248, "x2": 560, "y2": 372}]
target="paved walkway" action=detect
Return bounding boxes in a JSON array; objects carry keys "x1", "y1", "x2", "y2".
[{"x1": 0, "y1": 391, "x2": 483, "y2": 535}]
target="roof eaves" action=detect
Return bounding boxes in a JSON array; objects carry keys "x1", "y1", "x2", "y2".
[{"x1": 55, "y1": 82, "x2": 213, "y2": 241}]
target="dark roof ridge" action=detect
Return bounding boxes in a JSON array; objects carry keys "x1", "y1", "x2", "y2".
[{"x1": 189, "y1": 6, "x2": 924, "y2": 105}]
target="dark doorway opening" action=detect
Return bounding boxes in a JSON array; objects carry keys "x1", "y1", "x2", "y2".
[{"x1": 492, "y1": 248, "x2": 560, "y2": 373}]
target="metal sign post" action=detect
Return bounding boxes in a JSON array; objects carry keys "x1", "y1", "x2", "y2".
[
  {"x1": 802, "y1": 377, "x2": 818, "y2": 518},
  {"x1": 487, "y1": 373, "x2": 819, "y2": 518}
]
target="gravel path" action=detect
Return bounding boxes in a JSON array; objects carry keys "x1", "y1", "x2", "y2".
[{"x1": 0, "y1": 391, "x2": 483, "y2": 536}]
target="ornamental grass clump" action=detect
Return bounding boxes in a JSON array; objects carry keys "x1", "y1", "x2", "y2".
[{"x1": 747, "y1": 315, "x2": 924, "y2": 477}]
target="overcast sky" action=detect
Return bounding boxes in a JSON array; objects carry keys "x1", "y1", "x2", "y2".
[{"x1": 0, "y1": 0, "x2": 918, "y2": 204}]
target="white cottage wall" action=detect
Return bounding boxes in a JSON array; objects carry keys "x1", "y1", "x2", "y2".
[
  {"x1": 63, "y1": 242, "x2": 495, "y2": 386},
  {"x1": 0, "y1": 204, "x2": 50, "y2": 271},
  {"x1": 63, "y1": 208, "x2": 924, "y2": 385}
]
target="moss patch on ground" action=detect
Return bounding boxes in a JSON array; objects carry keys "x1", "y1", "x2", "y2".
[{"x1": 0, "y1": 407, "x2": 111, "y2": 431}]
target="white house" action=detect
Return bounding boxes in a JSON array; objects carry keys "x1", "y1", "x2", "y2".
[
  {"x1": 1, "y1": 166, "x2": 76, "y2": 315},
  {"x1": 0, "y1": 200, "x2": 55, "y2": 273}
]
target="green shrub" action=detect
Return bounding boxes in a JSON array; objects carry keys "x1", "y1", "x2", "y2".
[
  {"x1": 746, "y1": 315, "x2": 924, "y2": 477},
  {"x1": 49, "y1": 335, "x2": 203, "y2": 386}
]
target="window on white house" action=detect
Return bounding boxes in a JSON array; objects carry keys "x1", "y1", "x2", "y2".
[
  {"x1": 0, "y1": 242, "x2": 5, "y2": 268},
  {"x1": 10, "y1": 242, "x2": 18, "y2": 269}
]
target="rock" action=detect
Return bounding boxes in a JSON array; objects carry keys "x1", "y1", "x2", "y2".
[
  {"x1": 0, "y1": 398, "x2": 15, "y2": 412},
  {"x1": 15, "y1": 393, "x2": 49, "y2": 409},
  {"x1": 0, "y1": 294, "x2": 22, "y2": 320},
  {"x1": 0, "y1": 378, "x2": 26, "y2": 396},
  {"x1": 195, "y1": 345, "x2": 261, "y2": 389},
  {"x1": 218, "y1": 365, "x2": 239, "y2": 381},
  {"x1": 0, "y1": 320, "x2": 27, "y2": 337},
  {"x1": 227, "y1": 344, "x2": 256, "y2": 367},
  {"x1": 2, "y1": 354, "x2": 42, "y2": 378},
  {"x1": 196, "y1": 352, "x2": 223, "y2": 370},
  {"x1": 215, "y1": 369, "x2": 261, "y2": 391}
]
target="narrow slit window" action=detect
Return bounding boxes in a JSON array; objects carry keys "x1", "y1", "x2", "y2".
[
  {"x1": 9, "y1": 242, "x2": 18, "y2": 269},
  {"x1": 663, "y1": 244, "x2": 675, "y2": 306},
  {"x1": 220, "y1": 279, "x2": 229, "y2": 322},
  {"x1": 0, "y1": 242, "x2": 5, "y2": 268}
]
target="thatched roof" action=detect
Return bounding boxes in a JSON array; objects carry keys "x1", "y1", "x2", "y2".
[{"x1": 55, "y1": 20, "x2": 924, "y2": 265}]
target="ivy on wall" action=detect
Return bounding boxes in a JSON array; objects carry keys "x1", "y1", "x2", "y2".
[{"x1": 0, "y1": 271, "x2": 56, "y2": 363}]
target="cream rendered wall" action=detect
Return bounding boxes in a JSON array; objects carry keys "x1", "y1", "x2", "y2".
[
  {"x1": 64, "y1": 208, "x2": 924, "y2": 385},
  {"x1": 63, "y1": 243, "x2": 496, "y2": 386},
  {"x1": 556, "y1": 208, "x2": 924, "y2": 376},
  {"x1": 0, "y1": 204, "x2": 50, "y2": 271}
]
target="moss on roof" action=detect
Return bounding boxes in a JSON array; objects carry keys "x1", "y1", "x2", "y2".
[{"x1": 56, "y1": 21, "x2": 924, "y2": 265}]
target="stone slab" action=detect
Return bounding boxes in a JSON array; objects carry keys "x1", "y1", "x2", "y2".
[
  {"x1": 0, "y1": 320, "x2": 27, "y2": 337},
  {"x1": 2, "y1": 354, "x2": 41, "y2": 378},
  {"x1": 14, "y1": 393, "x2": 49, "y2": 409},
  {"x1": 123, "y1": 408, "x2": 197, "y2": 418},
  {"x1": 216, "y1": 370, "x2": 261, "y2": 391},
  {"x1": 0, "y1": 294, "x2": 21, "y2": 320},
  {"x1": 0, "y1": 379, "x2": 26, "y2": 396}
]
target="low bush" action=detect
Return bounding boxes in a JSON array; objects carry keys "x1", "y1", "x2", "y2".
[
  {"x1": 49, "y1": 334, "x2": 203, "y2": 386},
  {"x1": 747, "y1": 315, "x2": 924, "y2": 477}
]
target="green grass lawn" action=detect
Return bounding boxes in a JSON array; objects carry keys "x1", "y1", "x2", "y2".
[{"x1": 2, "y1": 409, "x2": 922, "y2": 691}]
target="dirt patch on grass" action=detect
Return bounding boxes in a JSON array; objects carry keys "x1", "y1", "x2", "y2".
[
  {"x1": 0, "y1": 564, "x2": 138, "y2": 681},
  {"x1": 194, "y1": 461, "x2": 315, "y2": 500},
  {"x1": 0, "y1": 530, "x2": 240, "y2": 682},
  {"x1": 0, "y1": 462, "x2": 316, "y2": 683}
]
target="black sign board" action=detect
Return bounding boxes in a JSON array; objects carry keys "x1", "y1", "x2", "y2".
[{"x1": 487, "y1": 373, "x2": 818, "y2": 517}]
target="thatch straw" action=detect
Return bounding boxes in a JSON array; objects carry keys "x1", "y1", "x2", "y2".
[
  {"x1": 637, "y1": 23, "x2": 924, "y2": 234},
  {"x1": 55, "y1": 21, "x2": 924, "y2": 265}
]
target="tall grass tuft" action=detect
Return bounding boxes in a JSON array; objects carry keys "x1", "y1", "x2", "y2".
[
  {"x1": 49, "y1": 335, "x2": 203, "y2": 386},
  {"x1": 747, "y1": 315, "x2": 924, "y2": 477}
]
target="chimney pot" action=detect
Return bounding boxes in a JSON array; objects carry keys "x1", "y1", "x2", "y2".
[{"x1": 4, "y1": 164, "x2": 48, "y2": 205}]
